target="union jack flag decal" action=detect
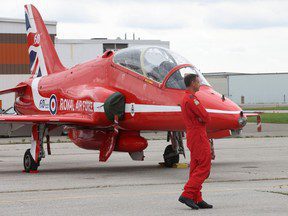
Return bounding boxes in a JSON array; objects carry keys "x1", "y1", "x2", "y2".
[{"x1": 24, "y1": 5, "x2": 47, "y2": 78}]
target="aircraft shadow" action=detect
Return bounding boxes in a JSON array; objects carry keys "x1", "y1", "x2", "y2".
[{"x1": 0, "y1": 164, "x2": 181, "y2": 176}]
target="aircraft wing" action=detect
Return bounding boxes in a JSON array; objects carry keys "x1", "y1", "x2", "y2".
[{"x1": 0, "y1": 114, "x2": 94, "y2": 126}]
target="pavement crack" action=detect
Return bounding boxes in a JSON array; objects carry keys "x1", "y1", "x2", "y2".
[
  {"x1": 258, "y1": 190, "x2": 288, "y2": 196},
  {"x1": 1, "y1": 177, "x2": 288, "y2": 195}
]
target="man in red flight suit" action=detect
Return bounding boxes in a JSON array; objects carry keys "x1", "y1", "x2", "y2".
[{"x1": 178, "y1": 74, "x2": 213, "y2": 210}]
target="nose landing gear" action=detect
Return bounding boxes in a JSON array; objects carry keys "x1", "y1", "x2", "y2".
[
  {"x1": 162, "y1": 133, "x2": 216, "y2": 167},
  {"x1": 163, "y1": 131, "x2": 185, "y2": 167}
]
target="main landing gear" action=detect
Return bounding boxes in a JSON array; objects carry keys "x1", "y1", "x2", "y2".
[
  {"x1": 163, "y1": 131, "x2": 185, "y2": 167},
  {"x1": 23, "y1": 124, "x2": 48, "y2": 173},
  {"x1": 210, "y1": 139, "x2": 215, "y2": 160},
  {"x1": 23, "y1": 149, "x2": 39, "y2": 172}
]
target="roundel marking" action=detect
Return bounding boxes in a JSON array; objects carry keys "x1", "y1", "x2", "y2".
[{"x1": 49, "y1": 94, "x2": 57, "y2": 115}]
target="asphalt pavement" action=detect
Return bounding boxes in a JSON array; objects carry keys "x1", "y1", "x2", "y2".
[{"x1": 0, "y1": 137, "x2": 287, "y2": 215}]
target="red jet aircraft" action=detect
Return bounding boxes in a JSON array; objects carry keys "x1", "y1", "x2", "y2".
[{"x1": 0, "y1": 5, "x2": 248, "y2": 172}]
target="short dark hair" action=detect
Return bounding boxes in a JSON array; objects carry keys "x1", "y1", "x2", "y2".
[{"x1": 184, "y1": 74, "x2": 198, "y2": 87}]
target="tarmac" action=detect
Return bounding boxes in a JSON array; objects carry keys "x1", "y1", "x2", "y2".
[
  {"x1": 241, "y1": 122, "x2": 288, "y2": 137},
  {"x1": 0, "y1": 133, "x2": 288, "y2": 215}
]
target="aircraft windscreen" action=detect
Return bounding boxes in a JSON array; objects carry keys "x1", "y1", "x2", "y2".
[
  {"x1": 166, "y1": 66, "x2": 210, "y2": 90},
  {"x1": 113, "y1": 47, "x2": 143, "y2": 75},
  {"x1": 141, "y1": 47, "x2": 187, "y2": 82},
  {"x1": 113, "y1": 46, "x2": 210, "y2": 86}
]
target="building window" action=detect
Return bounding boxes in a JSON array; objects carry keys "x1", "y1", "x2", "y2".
[{"x1": 103, "y1": 43, "x2": 128, "y2": 53}]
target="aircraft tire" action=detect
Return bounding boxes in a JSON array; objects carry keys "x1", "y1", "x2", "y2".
[
  {"x1": 163, "y1": 145, "x2": 179, "y2": 167},
  {"x1": 23, "y1": 149, "x2": 39, "y2": 172}
]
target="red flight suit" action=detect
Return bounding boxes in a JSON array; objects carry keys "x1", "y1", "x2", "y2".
[{"x1": 181, "y1": 90, "x2": 211, "y2": 203}]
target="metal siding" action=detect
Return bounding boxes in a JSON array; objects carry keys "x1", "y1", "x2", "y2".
[
  {"x1": 0, "y1": 74, "x2": 30, "y2": 109},
  {"x1": 73, "y1": 43, "x2": 103, "y2": 66},
  {"x1": 205, "y1": 76, "x2": 228, "y2": 96},
  {"x1": 0, "y1": 44, "x2": 29, "y2": 65},
  {"x1": 55, "y1": 41, "x2": 169, "y2": 68},
  {"x1": 55, "y1": 43, "x2": 103, "y2": 68},
  {"x1": 229, "y1": 74, "x2": 288, "y2": 104},
  {"x1": 128, "y1": 41, "x2": 169, "y2": 49},
  {"x1": 0, "y1": 20, "x2": 56, "y2": 34},
  {"x1": 0, "y1": 65, "x2": 30, "y2": 74},
  {"x1": 0, "y1": 34, "x2": 26, "y2": 43}
]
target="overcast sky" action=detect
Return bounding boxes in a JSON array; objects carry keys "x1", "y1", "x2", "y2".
[{"x1": 1, "y1": 0, "x2": 288, "y2": 73}]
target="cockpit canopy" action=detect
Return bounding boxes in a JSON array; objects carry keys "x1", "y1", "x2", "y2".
[{"x1": 113, "y1": 46, "x2": 210, "y2": 89}]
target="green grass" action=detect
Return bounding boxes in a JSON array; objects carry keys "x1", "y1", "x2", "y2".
[
  {"x1": 248, "y1": 113, "x2": 288, "y2": 124},
  {"x1": 244, "y1": 106, "x2": 288, "y2": 110}
]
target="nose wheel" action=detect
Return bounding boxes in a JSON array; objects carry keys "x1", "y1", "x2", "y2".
[
  {"x1": 163, "y1": 131, "x2": 185, "y2": 167},
  {"x1": 163, "y1": 145, "x2": 180, "y2": 167},
  {"x1": 23, "y1": 149, "x2": 39, "y2": 172}
]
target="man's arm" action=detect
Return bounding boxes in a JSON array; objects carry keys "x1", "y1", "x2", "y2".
[{"x1": 186, "y1": 96, "x2": 210, "y2": 123}]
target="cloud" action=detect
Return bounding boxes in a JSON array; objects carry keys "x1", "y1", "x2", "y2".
[
  {"x1": 206, "y1": 1, "x2": 288, "y2": 29},
  {"x1": 119, "y1": 15, "x2": 188, "y2": 30},
  {"x1": 114, "y1": 2, "x2": 192, "y2": 30},
  {"x1": 1, "y1": 0, "x2": 288, "y2": 72}
]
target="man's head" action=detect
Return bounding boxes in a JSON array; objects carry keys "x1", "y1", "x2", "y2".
[{"x1": 184, "y1": 74, "x2": 200, "y2": 92}]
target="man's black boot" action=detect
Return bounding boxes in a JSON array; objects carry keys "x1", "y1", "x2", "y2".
[
  {"x1": 197, "y1": 200, "x2": 213, "y2": 209},
  {"x1": 178, "y1": 196, "x2": 199, "y2": 210}
]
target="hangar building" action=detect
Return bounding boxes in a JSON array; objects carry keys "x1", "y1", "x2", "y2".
[
  {"x1": 0, "y1": 18, "x2": 169, "y2": 110},
  {"x1": 205, "y1": 72, "x2": 288, "y2": 105}
]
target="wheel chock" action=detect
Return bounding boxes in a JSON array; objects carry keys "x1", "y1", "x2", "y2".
[
  {"x1": 158, "y1": 162, "x2": 189, "y2": 168},
  {"x1": 173, "y1": 163, "x2": 189, "y2": 169}
]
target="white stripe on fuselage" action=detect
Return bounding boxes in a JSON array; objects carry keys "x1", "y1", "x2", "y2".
[
  {"x1": 94, "y1": 102, "x2": 240, "y2": 115},
  {"x1": 31, "y1": 78, "x2": 240, "y2": 115}
]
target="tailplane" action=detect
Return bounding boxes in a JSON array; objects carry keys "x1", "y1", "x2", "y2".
[{"x1": 24, "y1": 4, "x2": 66, "y2": 77}]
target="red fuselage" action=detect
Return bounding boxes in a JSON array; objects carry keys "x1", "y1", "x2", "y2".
[{"x1": 15, "y1": 52, "x2": 243, "y2": 138}]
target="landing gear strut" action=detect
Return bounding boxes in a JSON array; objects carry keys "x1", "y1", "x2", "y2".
[
  {"x1": 23, "y1": 124, "x2": 46, "y2": 173},
  {"x1": 163, "y1": 131, "x2": 185, "y2": 167}
]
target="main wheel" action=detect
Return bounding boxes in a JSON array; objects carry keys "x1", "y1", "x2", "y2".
[
  {"x1": 163, "y1": 145, "x2": 179, "y2": 168},
  {"x1": 23, "y1": 149, "x2": 39, "y2": 172}
]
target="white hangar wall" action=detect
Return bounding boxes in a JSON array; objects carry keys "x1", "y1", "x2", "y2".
[
  {"x1": 55, "y1": 39, "x2": 170, "y2": 68},
  {"x1": 205, "y1": 75, "x2": 228, "y2": 97},
  {"x1": 229, "y1": 73, "x2": 288, "y2": 104},
  {"x1": 55, "y1": 40, "x2": 103, "y2": 68},
  {"x1": 0, "y1": 74, "x2": 30, "y2": 110}
]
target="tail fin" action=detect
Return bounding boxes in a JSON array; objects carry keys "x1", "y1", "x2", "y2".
[{"x1": 24, "y1": 4, "x2": 66, "y2": 78}]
